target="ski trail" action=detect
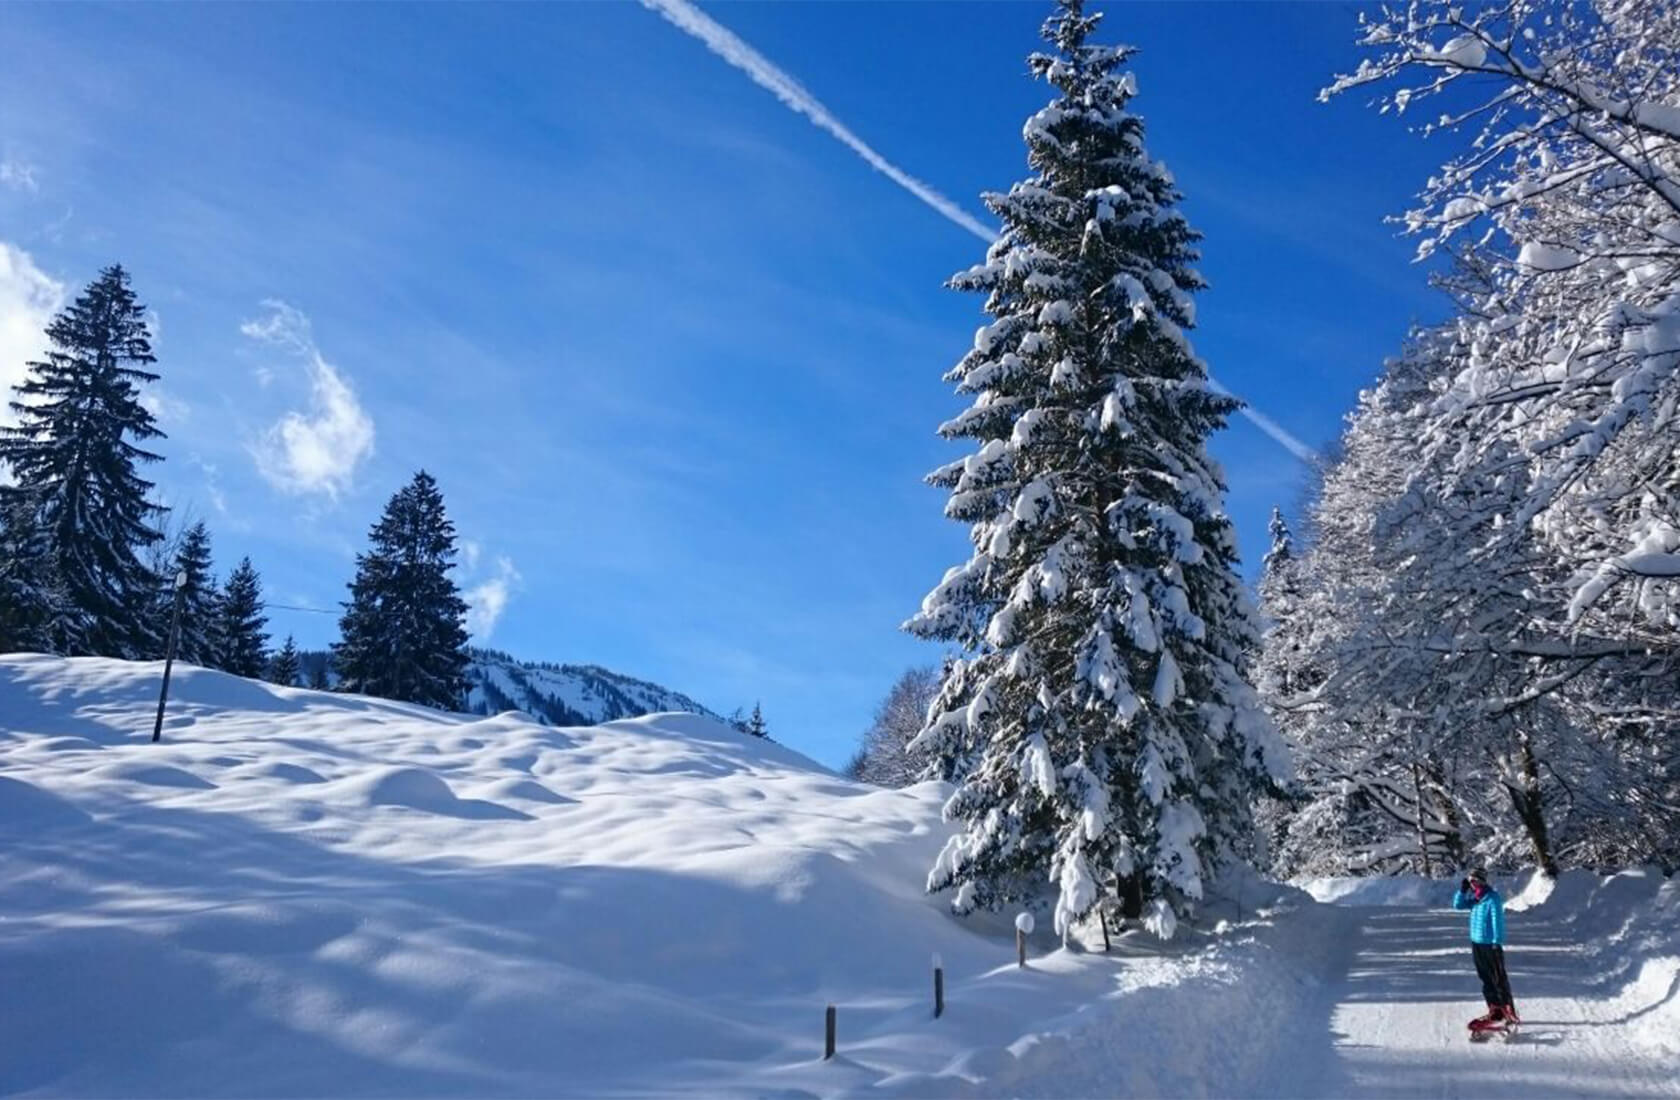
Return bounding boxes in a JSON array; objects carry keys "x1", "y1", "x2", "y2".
[{"x1": 1317, "y1": 905, "x2": 1680, "y2": 1099}]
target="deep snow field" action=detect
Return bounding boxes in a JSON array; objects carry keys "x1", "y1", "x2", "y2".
[{"x1": 1, "y1": 654, "x2": 1676, "y2": 1099}]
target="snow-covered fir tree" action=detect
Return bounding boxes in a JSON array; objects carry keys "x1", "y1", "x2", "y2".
[
  {"x1": 217, "y1": 558, "x2": 269, "y2": 679},
  {"x1": 269, "y1": 634, "x2": 301, "y2": 687},
  {"x1": 1261, "y1": 508, "x2": 1292, "y2": 577},
  {"x1": 905, "y1": 0, "x2": 1288, "y2": 936},
  {"x1": 334, "y1": 471, "x2": 470, "y2": 710},
  {"x1": 745, "y1": 702, "x2": 768, "y2": 739},
  {"x1": 0, "y1": 265, "x2": 165, "y2": 657},
  {"x1": 1255, "y1": 505, "x2": 1307, "y2": 696},
  {"x1": 847, "y1": 665, "x2": 939, "y2": 788},
  {"x1": 170, "y1": 522, "x2": 222, "y2": 668}
]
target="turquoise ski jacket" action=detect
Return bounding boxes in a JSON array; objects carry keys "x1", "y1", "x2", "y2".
[{"x1": 1452, "y1": 884, "x2": 1506, "y2": 945}]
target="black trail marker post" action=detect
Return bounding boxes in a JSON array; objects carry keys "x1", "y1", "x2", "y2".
[
  {"x1": 151, "y1": 570, "x2": 188, "y2": 744},
  {"x1": 933, "y1": 953, "x2": 945, "y2": 1018},
  {"x1": 824, "y1": 1004, "x2": 836, "y2": 1060}
]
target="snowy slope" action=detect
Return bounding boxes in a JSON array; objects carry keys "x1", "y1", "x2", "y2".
[{"x1": 2, "y1": 655, "x2": 1675, "y2": 1098}]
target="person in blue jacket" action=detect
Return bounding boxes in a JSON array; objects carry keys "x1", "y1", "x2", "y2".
[{"x1": 1452, "y1": 867, "x2": 1518, "y2": 1027}]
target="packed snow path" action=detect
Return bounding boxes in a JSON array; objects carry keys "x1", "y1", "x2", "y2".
[{"x1": 1302, "y1": 903, "x2": 1680, "y2": 1099}]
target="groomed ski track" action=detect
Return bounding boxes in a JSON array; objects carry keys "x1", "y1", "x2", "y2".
[{"x1": 973, "y1": 891, "x2": 1680, "y2": 1100}]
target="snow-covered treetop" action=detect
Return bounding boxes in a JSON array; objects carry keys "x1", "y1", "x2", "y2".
[{"x1": 1262, "y1": 507, "x2": 1293, "y2": 576}]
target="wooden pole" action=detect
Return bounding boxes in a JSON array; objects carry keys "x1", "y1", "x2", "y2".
[
  {"x1": 151, "y1": 572, "x2": 187, "y2": 744},
  {"x1": 934, "y1": 957, "x2": 944, "y2": 1019},
  {"x1": 1100, "y1": 909, "x2": 1111, "y2": 952},
  {"x1": 1016, "y1": 928, "x2": 1026, "y2": 968},
  {"x1": 824, "y1": 1004, "x2": 836, "y2": 1060}
]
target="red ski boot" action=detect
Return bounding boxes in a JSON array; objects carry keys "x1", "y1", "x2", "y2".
[
  {"x1": 1469, "y1": 1005, "x2": 1513, "y2": 1042},
  {"x1": 1466, "y1": 1004, "x2": 1504, "y2": 1030}
]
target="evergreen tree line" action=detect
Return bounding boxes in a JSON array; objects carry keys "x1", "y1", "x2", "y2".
[
  {"x1": 1258, "y1": 1, "x2": 1680, "y2": 877},
  {"x1": 0, "y1": 266, "x2": 473, "y2": 712}
]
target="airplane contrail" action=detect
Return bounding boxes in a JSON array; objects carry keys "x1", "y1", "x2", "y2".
[
  {"x1": 639, "y1": 0, "x2": 994, "y2": 242},
  {"x1": 1206, "y1": 380, "x2": 1319, "y2": 465},
  {"x1": 639, "y1": 0, "x2": 1318, "y2": 465}
]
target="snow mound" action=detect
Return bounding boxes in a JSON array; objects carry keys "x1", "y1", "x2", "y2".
[
  {"x1": 94, "y1": 760, "x2": 218, "y2": 790},
  {"x1": 0, "y1": 775, "x2": 91, "y2": 830},
  {"x1": 349, "y1": 765, "x2": 458, "y2": 808},
  {"x1": 1299, "y1": 869, "x2": 1554, "y2": 908},
  {"x1": 339, "y1": 766, "x2": 535, "y2": 821},
  {"x1": 471, "y1": 776, "x2": 574, "y2": 804},
  {"x1": 242, "y1": 761, "x2": 327, "y2": 785},
  {"x1": 1299, "y1": 875, "x2": 1454, "y2": 907}
]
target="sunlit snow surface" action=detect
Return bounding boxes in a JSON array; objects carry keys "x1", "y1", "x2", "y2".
[{"x1": 1, "y1": 655, "x2": 1676, "y2": 1098}]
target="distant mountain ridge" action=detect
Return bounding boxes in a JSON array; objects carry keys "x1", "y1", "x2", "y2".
[
  {"x1": 461, "y1": 647, "x2": 720, "y2": 727},
  {"x1": 295, "y1": 646, "x2": 717, "y2": 727}
]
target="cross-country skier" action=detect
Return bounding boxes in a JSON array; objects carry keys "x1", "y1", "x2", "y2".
[{"x1": 1452, "y1": 867, "x2": 1519, "y2": 1032}]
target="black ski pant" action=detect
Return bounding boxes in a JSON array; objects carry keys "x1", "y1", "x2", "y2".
[{"x1": 1472, "y1": 942, "x2": 1514, "y2": 1007}]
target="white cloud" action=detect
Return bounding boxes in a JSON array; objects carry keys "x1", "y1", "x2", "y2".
[
  {"x1": 465, "y1": 556, "x2": 521, "y2": 641},
  {"x1": 460, "y1": 538, "x2": 483, "y2": 572},
  {"x1": 242, "y1": 300, "x2": 375, "y2": 500},
  {"x1": 0, "y1": 242, "x2": 65, "y2": 428},
  {"x1": 139, "y1": 386, "x2": 191, "y2": 427},
  {"x1": 0, "y1": 158, "x2": 39, "y2": 194}
]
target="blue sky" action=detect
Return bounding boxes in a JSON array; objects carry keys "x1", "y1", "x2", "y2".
[{"x1": 0, "y1": 1, "x2": 1448, "y2": 768}]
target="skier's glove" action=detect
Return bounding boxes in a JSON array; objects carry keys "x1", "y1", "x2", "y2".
[{"x1": 1460, "y1": 877, "x2": 1470, "y2": 893}]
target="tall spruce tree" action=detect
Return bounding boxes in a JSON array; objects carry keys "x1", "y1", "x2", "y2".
[
  {"x1": 217, "y1": 558, "x2": 269, "y2": 678},
  {"x1": 334, "y1": 471, "x2": 469, "y2": 709},
  {"x1": 171, "y1": 522, "x2": 221, "y2": 667},
  {"x1": 905, "y1": 0, "x2": 1287, "y2": 937},
  {"x1": 0, "y1": 264, "x2": 165, "y2": 657},
  {"x1": 269, "y1": 635, "x2": 301, "y2": 687}
]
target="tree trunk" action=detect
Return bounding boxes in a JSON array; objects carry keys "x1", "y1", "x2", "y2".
[
  {"x1": 1423, "y1": 757, "x2": 1468, "y2": 869},
  {"x1": 1410, "y1": 761, "x2": 1433, "y2": 877},
  {"x1": 1118, "y1": 873, "x2": 1145, "y2": 921},
  {"x1": 1509, "y1": 729, "x2": 1559, "y2": 878}
]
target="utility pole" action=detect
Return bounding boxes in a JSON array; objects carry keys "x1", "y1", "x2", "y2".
[{"x1": 151, "y1": 570, "x2": 188, "y2": 744}]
